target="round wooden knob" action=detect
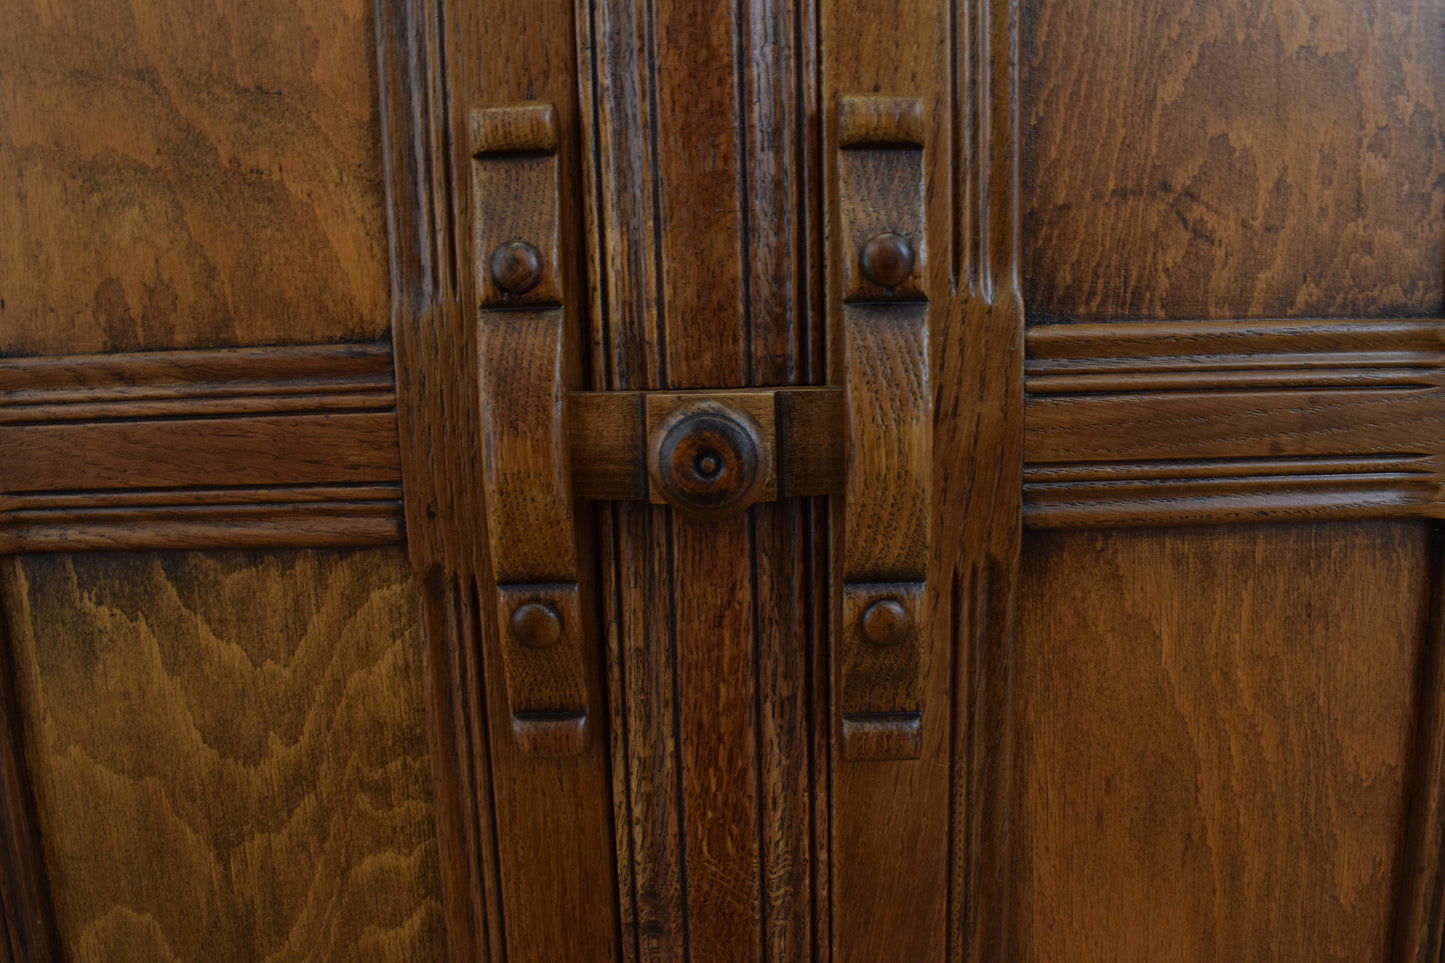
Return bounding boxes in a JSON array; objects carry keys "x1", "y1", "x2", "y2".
[
  {"x1": 860, "y1": 598, "x2": 909, "y2": 645},
  {"x1": 858, "y1": 232, "x2": 915, "y2": 289},
  {"x1": 510, "y1": 602, "x2": 562, "y2": 649},
  {"x1": 648, "y1": 401, "x2": 767, "y2": 516},
  {"x1": 489, "y1": 239, "x2": 544, "y2": 295}
]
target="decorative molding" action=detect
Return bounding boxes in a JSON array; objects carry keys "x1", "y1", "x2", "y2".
[
  {"x1": 0, "y1": 343, "x2": 396, "y2": 421},
  {"x1": 0, "y1": 344, "x2": 404, "y2": 552},
  {"x1": 1023, "y1": 318, "x2": 1445, "y2": 527},
  {"x1": 568, "y1": 386, "x2": 843, "y2": 502},
  {"x1": 0, "y1": 485, "x2": 404, "y2": 553},
  {"x1": 1026, "y1": 317, "x2": 1444, "y2": 393}
]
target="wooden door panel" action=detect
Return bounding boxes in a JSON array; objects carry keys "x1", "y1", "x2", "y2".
[
  {"x1": 0, "y1": 0, "x2": 391, "y2": 356},
  {"x1": 1016, "y1": 523, "x2": 1432, "y2": 961},
  {"x1": 1013, "y1": 0, "x2": 1445, "y2": 959},
  {"x1": 1022, "y1": 0, "x2": 1445, "y2": 323},
  {"x1": 3, "y1": 0, "x2": 1442, "y2": 958},
  {"x1": 0, "y1": 549, "x2": 445, "y2": 961}
]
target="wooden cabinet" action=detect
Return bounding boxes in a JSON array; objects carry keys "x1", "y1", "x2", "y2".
[{"x1": 2, "y1": 0, "x2": 1441, "y2": 960}]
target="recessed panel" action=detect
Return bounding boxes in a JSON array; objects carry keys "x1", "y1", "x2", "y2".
[
  {"x1": 1, "y1": 548, "x2": 445, "y2": 961},
  {"x1": 1023, "y1": 0, "x2": 1445, "y2": 322},
  {"x1": 0, "y1": 0, "x2": 390, "y2": 355},
  {"x1": 1016, "y1": 523, "x2": 1431, "y2": 961}
]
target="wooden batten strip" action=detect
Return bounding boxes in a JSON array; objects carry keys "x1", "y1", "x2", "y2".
[
  {"x1": 0, "y1": 343, "x2": 405, "y2": 552},
  {"x1": 567, "y1": 386, "x2": 845, "y2": 501},
  {"x1": 0, "y1": 342, "x2": 394, "y2": 394},
  {"x1": 1025, "y1": 388, "x2": 1444, "y2": 464},
  {"x1": 1027, "y1": 317, "x2": 1445, "y2": 360},
  {"x1": 1025, "y1": 475, "x2": 1444, "y2": 529}
]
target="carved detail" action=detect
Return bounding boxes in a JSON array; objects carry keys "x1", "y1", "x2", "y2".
[
  {"x1": 840, "y1": 712, "x2": 923, "y2": 762},
  {"x1": 838, "y1": 95, "x2": 926, "y2": 148},
  {"x1": 472, "y1": 105, "x2": 564, "y2": 308},
  {"x1": 510, "y1": 601, "x2": 563, "y2": 649},
  {"x1": 839, "y1": 583, "x2": 925, "y2": 760},
  {"x1": 860, "y1": 597, "x2": 910, "y2": 646},
  {"x1": 839, "y1": 96, "x2": 927, "y2": 303},
  {"x1": 494, "y1": 583, "x2": 590, "y2": 757},
  {"x1": 569, "y1": 386, "x2": 841, "y2": 502},
  {"x1": 646, "y1": 400, "x2": 771, "y2": 516},
  {"x1": 472, "y1": 102, "x2": 591, "y2": 755},
  {"x1": 859, "y1": 232, "x2": 917, "y2": 290},
  {"x1": 469, "y1": 100, "x2": 559, "y2": 155},
  {"x1": 489, "y1": 240, "x2": 545, "y2": 295},
  {"x1": 836, "y1": 92, "x2": 932, "y2": 767}
]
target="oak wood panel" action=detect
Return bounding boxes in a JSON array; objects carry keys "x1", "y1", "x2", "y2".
[
  {"x1": 0, "y1": 0, "x2": 391, "y2": 356},
  {"x1": 1022, "y1": 0, "x2": 1445, "y2": 323},
  {"x1": 0, "y1": 548, "x2": 446, "y2": 962},
  {"x1": 1014, "y1": 523, "x2": 1431, "y2": 962}
]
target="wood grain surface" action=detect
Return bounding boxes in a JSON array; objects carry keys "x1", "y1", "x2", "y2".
[
  {"x1": 0, "y1": 615, "x2": 60, "y2": 962},
  {"x1": 0, "y1": 0, "x2": 390, "y2": 355},
  {"x1": 1022, "y1": 0, "x2": 1445, "y2": 322},
  {"x1": 381, "y1": 0, "x2": 621, "y2": 957},
  {"x1": 0, "y1": 343, "x2": 406, "y2": 551},
  {"x1": 582, "y1": 0, "x2": 824, "y2": 956},
  {"x1": 0, "y1": 549, "x2": 445, "y2": 962},
  {"x1": 1014, "y1": 523, "x2": 1432, "y2": 962}
]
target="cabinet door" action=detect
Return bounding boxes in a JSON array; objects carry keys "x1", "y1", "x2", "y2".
[
  {"x1": 4, "y1": 0, "x2": 1442, "y2": 961},
  {"x1": 1009, "y1": 2, "x2": 1444, "y2": 959},
  {"x1": 0, "y1": 0, "x2": 457, "y2": 959}
]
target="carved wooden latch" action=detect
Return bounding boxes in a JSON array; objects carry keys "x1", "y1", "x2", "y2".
[{"x1": 471, "y1": 96, "x2": 930, "y2": 761}]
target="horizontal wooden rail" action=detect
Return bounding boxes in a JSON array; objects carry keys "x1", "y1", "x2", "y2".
[
  {"x1": 4, "y1": 319, "x2": 1441, "y2": 551},
  {"x1": 0, "y1": 344, "x2": 404, "y2": 551},
  {"x1": 1022, "y1": 318, "x2": 1445, "y2": 526}
]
